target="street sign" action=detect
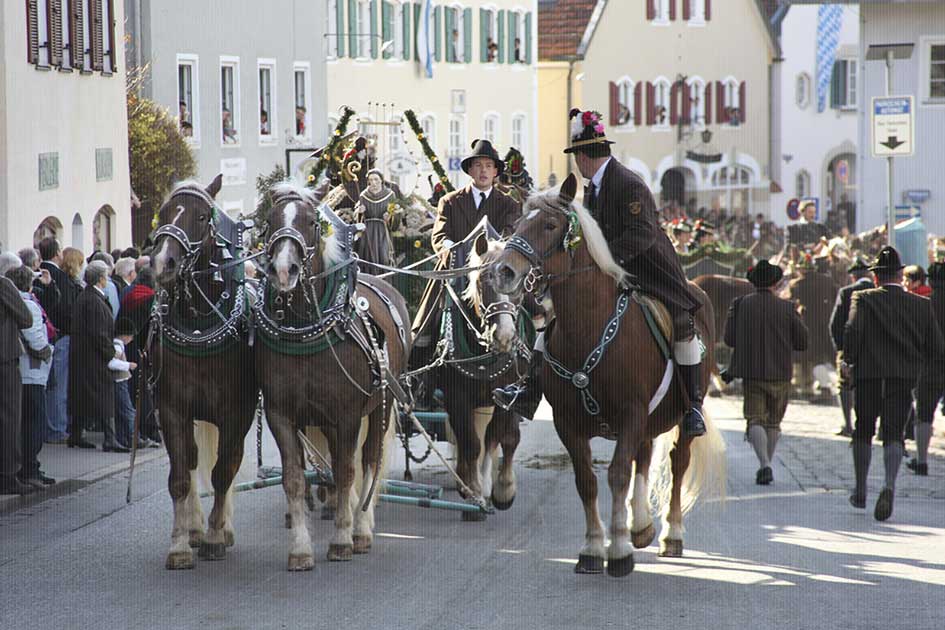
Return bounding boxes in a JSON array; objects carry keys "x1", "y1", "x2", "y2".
[
  {"x1": 871, "y1": 96, "x2": 914, "y2": 157},
  {"x1": 786, "y1": 198, "x2": 800, "y2": 221},
  {"x1": 448, "y1": 157, "x2": 462, "y2": 171}
]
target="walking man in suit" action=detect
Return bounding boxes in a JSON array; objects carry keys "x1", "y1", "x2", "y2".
[
  {"x1": 724, "y1": 260, "x2": 809, "y2": 485},
  {"x1": 828, "y1": 258, "x2": 873, "y2": 437},
  {"x1": 843, "y1": 247, "x2": 945, "y2": 521}
]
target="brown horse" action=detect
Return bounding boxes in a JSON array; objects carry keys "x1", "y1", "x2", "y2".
[
  {"x1": 256, "y1": 182, "x2": 411, "y2": 570},
  {"x1": 492, "y1": 174, "x2": 726, "y2": 576},
  {"x1": 151, "y1": 175, "x2": 260, "y2": 569}
]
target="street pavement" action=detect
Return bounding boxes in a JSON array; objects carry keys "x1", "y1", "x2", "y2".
[{"x1": 1, "y1": 395, "x2": 943, "y2": 630}]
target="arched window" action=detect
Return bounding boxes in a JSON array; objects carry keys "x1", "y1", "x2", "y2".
[
  {"x1": 687, "y1": 77, "x2": 706, "y2": 127},
  {"x1": 93, "y1": 206, "x2": 115, "y2": 253},
  {"x1": 796, "y1": 73, "x2": 811, "y2": 109},
  {"x1": 71, "y1": 213, "x2": 84, "y2": 250},
  {"x1": 483, "y1": 113, "x2": 500, "y2": 144},
  {"x1": 449, "y1": 115, "x2": 466, "y2": 187},
  {"x1": 33, "y1": 217, "x2": 64, "y2": 246},
  {"x1": 723, "y1": 77, "x2": 741, "y2": 123},
  {"x1": 796, "y1": 170, "x2": 811, "y2": 199},
  {"x1": 711, "y1": 165, "x2": 753, "y2": 215},
  {"x1": 511, "y1": 114, "x2": 526, "y2": 151},
  {"x1": 616, "y1": 78, "x2": 634, "y2": 127},
  {"x1": 653, "y1": 78, "x2": 671, "y2": 128}
]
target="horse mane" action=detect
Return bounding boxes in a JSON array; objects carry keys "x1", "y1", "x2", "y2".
[
  {"x1": 271, "y1": 179, "x2": 343, "y2": 267},
  {"x1": 462, "y1": 240, "x2": 506, "y2": 310},
  {"x1": 524, "y1": 184, "x2": 627, "y2": 287}
]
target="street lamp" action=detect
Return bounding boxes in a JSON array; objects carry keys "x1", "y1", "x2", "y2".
[{"x1": 866, "y1": 43, "x2": 914, "y2": 248}]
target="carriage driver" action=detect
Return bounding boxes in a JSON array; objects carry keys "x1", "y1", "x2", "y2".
[
  {"x1": 494, "y1": 109, "x2": 707, "y2": 437},
  {"x1": 410, "y1": 140, "x2": 522, "y2": 400}
]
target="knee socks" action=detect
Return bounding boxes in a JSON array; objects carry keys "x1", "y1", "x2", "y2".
[
  {"x1": 765, "y1": 428, "x2": 780, "y2": 462},
  {"x1": 883, "y1": 442, "x2": 904, "y2": 491},
  {"x1": 747, "y1": 424, "x2": 769, "y2": 468},
  {"x1": 916, "y1": 423, "x2": 933, "y2": 465},
  {"x1": 839, "y1": 390, "x2": 854, "y2": 432}
]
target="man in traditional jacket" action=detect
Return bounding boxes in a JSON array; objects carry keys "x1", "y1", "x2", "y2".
[
  {"x1": 843, "y1": 247, "x2": 945, "y2": 521},
  {"x1": 495, "y1": 109, "x2": 707, "y2": 437},
  {"x1": 828, "y1": 258, "x2": 873, "y2": 436},
  {"x1": 411, "y1": 140, "x2": 521, "y2": 376}
]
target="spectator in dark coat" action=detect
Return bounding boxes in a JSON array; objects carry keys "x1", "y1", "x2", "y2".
[
  {"x1": 908, "y1": 262, "x2": 945, "y2": 476},
  {"x1": 67, "y1": 261, "x2": 122, "y2": 451},
  {"x1": 725, "y1": 260, "x2": 809, "y2": 485},
  {"x1": 0, "y1": 255, "x2": 34, "y2": 495},
  {"x1": 843, "y1": 247, "x2": 945, "y2": 521},
  {"x1": 118, "y1": 267, "x2": 159, "y2": 444},
  {"x1": 828, "y1": 258, "x2": 873, "y2": 437}
]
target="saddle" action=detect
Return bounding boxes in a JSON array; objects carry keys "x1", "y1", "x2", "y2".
[{"x1": 632, "y1": 292, "x2": 673, "y2": 358}]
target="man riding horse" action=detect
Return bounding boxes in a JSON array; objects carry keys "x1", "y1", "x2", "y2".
[
  {"x1": 411, "y1": 139, "x2": 522, "y2": 398},
  {"x1": 494, "y1": 109, "x2": 707, "y2": 437}
]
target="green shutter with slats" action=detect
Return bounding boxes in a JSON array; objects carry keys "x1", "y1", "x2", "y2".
[
  {"x1": 463, "y1": 8, "x2": 472, "y2": 64},
  {"x1": 348, "y1": 0, "x2": 357, "y2": 58},
  {"x1": 403, "y1": 4, "x2": 411, "y2": 60},
  {"x1": 434, "y1": 6, "x2": 442, "y2": 61},
  {"x1": 370, "y1": 0, "x2": 378, "y2": 58},
  {"x1": 525, "y1": 12, "x2": 532, "y2": 65},
  {"x1": 382, "y1": 1, "x2": 392, "y2": 59},
  {"x1": 414, "y1": 2, "x2": 421, "y2": 59},
  {"x1": 830, "y1": 61, "x2": 842, "y2": 109},
  {"x1": 336, "y1": 1, "x2": 345, "y2": 56},
  {"x1": 444, "y1": 7, "x2": 454, "y2": 62},
  {"x1": 508, "y1": 12, "x2": 517, "y2": 63},
  {"x1": 480, "y1": 8, "x2": 488, "y2": 63},
  {"x1": 497, "y1": 10, "x2": 505, "y2": 64}
]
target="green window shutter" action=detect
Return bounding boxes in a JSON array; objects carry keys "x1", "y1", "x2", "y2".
[
  {"x1": 830, "y1": 61, "x2": 841, "y2": 109},
  {"x1": 403, "y1": 4, "x2": 411, "y2": 60},
  {"x1": 480, "y1": 8, "x2": 488, "y2": 63},
  {"x1": 337, "y1": 1, "x2": 346, "y2": 56},
  {"x1": 463, "y1": 8, "x2": 472, "y2": 64},
  {"x1": 508, "y1": 12, "x2": 517, "y2": 64},
  {"x1": 445, "y1": 7, "x2": 453, "y2": 62},
  {"x1": 370, "y1": 0, "x2": 378, "y2": 58},
  {"x1": 348, "y1": 0, "x2": 358, "y2": 58},
  {"x1": 382, "y1": 2, "x2": 392, "y2": 59},
  {"x1": 497, "y1": 10, "x2": 505, "y2": 64},
  {"x1": 413, "y1": 2, "x2": 421, "y2": 59},
  {"x1": 434, "y1": 6, "x2": 442, "y2": 61},
  {"x1": 525, "y1": 12, "x2": 532, "y2": 65}
]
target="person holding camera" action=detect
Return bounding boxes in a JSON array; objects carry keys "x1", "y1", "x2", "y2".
[{"x1": 724, "y1": 260, "x2": 809, "y2": 485}]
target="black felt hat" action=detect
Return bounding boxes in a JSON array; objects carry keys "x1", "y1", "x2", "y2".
[
  {"x1": 461, "y1": 139, "x2": 504, "y2": 176},
  {"x1": 563, "y1": 109, "x2": 614, "y2": 154},
  {"x1": 747, "y1": 260, "x2": 784, "y2": 288},
  {"x1": 869, "y1": 246, "x2": 904, "y2": 272}
]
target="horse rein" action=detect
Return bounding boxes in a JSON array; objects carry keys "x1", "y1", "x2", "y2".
[{"x1": 506, "y1": 233, "x2": 595, "y2": 295}]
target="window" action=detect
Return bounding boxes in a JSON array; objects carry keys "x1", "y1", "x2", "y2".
[
  {"x1": 511, "y1": 114, "x2": 526, "y2": 150},
  {"x1": 449, "y1": 115, "x2": 465, "y2": 186},
  {"x1": 722, "y1": 77, "x2": 741, "y2": 123},
  {"x1": 651, "y1": 0, "x2": 670, "y2": 23},
  {"x1": 93, "y1": 206, "x2": 114, "y2": 252},
  {"x1": 688, "y1": 77, "x2": 706, "y2": 127},
  {"x1": 616, "y1": 78, "x2": 634, "y2": 127},
  {"x1": 72, "y1": 213, "x2": 84, "y2": 250},
  {"x1": 796, "y1": 73, "x2": 811, "y2": 109},
  {"x1": 220, "y1": 58, "x2": 240, "y2": 146},
  {"x1": 294, "y1": 62, "x2": 311, "y2": 139},
  {"x1": 483, "y1": 113, "x2": 499, "y2": 144},
  {"x1": 711, "y1": 165, "x2": 753, "y2": 215},
  {"x1": 357, "y1": 0, "x2": 372, "y2": 59},
  {"x1": 258, "y1": 60, "x2": 276, "y2": 141},
  {"x1": 796, "y1": 170, "x2": 810, "y2": 199},
  {"x1": 446, "y1": 5, "x2": 464, "y2": 63},
  {"x1": 177, "y1": 54, "x2": 199, "y2": 144},
  {"x1": 393, "y1": 2, "x2": 405, "y2": 59},
  {"x1": 510, "y1": 10, "x2": 525, "y2": 63},
  {"x1": 481, "y1": 7, "x2": 497, "y2": 63},
  {"x1": 831, "y1": 59, "x2": 856, "y2": 109},
  {"x1": 387, "y1": 114, "x2": 404, "y2": 155},
  {"x1": 327, "y1": 0, "x2": 339, "y2": 58},
  {"x1": 60, "y1": 0, "x2": 72, "y2": 69},
  {"x1": 921, "y1": 39, "x2": 945, "y2": 103},
  {"x1": 37, "y1": 0, "x2": 51, "y2": 66},
  {"x1": 81, "y1": 0, "x2": 92, "y2": 71},
  {"x1": 653, "y1": 78, "x2": 671, "y2": 127},
  {"x1": 102, "y1": 0, "x2": 115, "y2": 73},
  {"x1": 688, "y1": 0, "x2": 706, "y2": 23}
]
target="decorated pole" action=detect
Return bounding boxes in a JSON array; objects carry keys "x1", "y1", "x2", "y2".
[
  {"x1": 403, "y1": 109, "x2": 455, "y2": 194},
  {"x1": 306, "y1": 106, "x2": 356, "y2": 185}
]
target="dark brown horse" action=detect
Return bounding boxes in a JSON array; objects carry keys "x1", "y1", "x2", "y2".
[
  {"x1": 151, "y1": 175, "x2": 260, "y2": 569},
  {"x1": 434, "y1": 233, "x2": 531, "y2": 519},
  {"x1": 492, "y1": 175, "x2": 726, "y2": 576},
  {"x1": 256, "y1": 182, "x2": 411, "y2": 570}
]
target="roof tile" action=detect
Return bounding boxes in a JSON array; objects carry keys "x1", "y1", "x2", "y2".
[{"x1": 538, "y1": 0, "x2": 600, "y2": 60}]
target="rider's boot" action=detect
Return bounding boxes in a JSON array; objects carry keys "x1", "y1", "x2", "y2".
[
  {"x1": 493, "y1": 351, "x2": 543, "y2": 420},
  {"x1": 678, "y1": 363, "x2": 707, "y2": 437}
]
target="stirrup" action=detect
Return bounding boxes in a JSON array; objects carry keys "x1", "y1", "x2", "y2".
[{"x1": 682, "y1": 407, "x2": 706, "y2": 437}]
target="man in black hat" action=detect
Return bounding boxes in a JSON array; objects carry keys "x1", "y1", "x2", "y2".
[
  {"x1": 909, "y1": 262, "x2": 945, "y2": 476},
  {"x1": 410, "y1": 140, "x2": 521, "y2": 393},
  {"x1": 724, "y1": 261, "x2": 808, "y2": 485},
  {"x1": 843, "y1": 246, "x2": 945, "y2": 521},
  {"x1": 828, "y1": 257, "x2": 874, "y2": 437}
]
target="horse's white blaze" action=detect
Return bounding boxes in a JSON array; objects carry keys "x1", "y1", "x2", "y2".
[
  {"x1": 153, "y1": 239, "x2": 171, "y2": 275},
  {"x1": 272, "y1": 240, "x2": 298, "y2": 290},
  {"x1": 526, "y1": 208, "x2": 540, "y2": 220},
  {"x1": 629, "y1": 473, "x2": 652, "y2": 534},
  {"x1": 171, "y1": 206, "x2": 186, "y2": 225},
  {"x1": 492, "y1": 292, "x2": 516, "y2": 353}
]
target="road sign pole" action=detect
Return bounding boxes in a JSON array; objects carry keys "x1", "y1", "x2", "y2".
[{"x1": 885, "y1": 51, "x2": 896, "y2": 248}]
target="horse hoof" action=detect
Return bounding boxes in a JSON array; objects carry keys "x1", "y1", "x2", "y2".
[
  {"x1": 659, "y1": 538, "x2": 684, "y2": 558},
  {"x1": 165, "y1": 551, "x2": 194, "y2": 570},
  {"x1": 574, "y1": 554, "x2": 604, "y2": 574},
  {"x1": 461, "y1": 509, "x2": 487, "y2": 522},
  {"x1": 188, "y1": 530, "x2": 205, "y2": 548},
  {"x1": 327, "y1": 544, "x2": 353, "y2": 562},
  {"x1": 223, "y1": 530, "x2": 235, "y2": 547},
  {"x1": 197, "y1": 542, "x2": 226, "y2": 561},
  {"x1": 287, "y1": 554, "x2": 315, "y2": 571},
  {"x1": 606, "y1": 555, "x2": 635, "y2": 577},
  {"x1": 490, "y1": 492, "x2": 515, "y2": 511},
  {"x1": 352, "y1": 535, "x2": 372, "y2": 554},
  {"x1": 631, "y1": 523, "x2": 656, "y2": 549},
  {"x1": 321, "y1": 506, "x2": 336, "y2": 521}
]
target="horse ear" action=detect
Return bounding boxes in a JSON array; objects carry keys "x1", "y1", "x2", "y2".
[
  {"x1": 206, "y1": 174, "x2": 223, "y2": 199},
  {"x1": 559, "y1": 173, "x2": 577, "y2": 203},
  {"x1": 474, "y1": 232, "x2": 489, "y2": 258}
]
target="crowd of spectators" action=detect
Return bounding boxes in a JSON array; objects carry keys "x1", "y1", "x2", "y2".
[{"x1": 0, "y1": 238, "x2": 160, "y2": 496}]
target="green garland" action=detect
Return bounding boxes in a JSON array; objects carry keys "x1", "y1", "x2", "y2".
[
  {"x1": 307, "y1": 107, "x2": 355, "y2": 186},
  {"x1": 404, "y1": 109, "x2": 455, "y2": 193}
]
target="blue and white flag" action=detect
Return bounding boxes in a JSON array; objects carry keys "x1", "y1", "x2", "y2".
[
  {"x1": 416, "y1": 0, "x2": 433, "y2": 79},
  {"x1": 816, "y1": 5, "x2": 843, "y2": 112}
]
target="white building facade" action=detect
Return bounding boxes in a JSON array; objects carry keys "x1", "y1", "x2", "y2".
[
  {"x1": 125, "y1": 0, "x2": 329, "y2": 220},
  {"x1": 770, "y1": 3, "x2": 859, "y2": 229},
  {"x1": 324, "y1": 0, "x2": 538, "y2": 197},
  {"x1": 0, "y1": 0, "x2": 131, "y2": 253}
]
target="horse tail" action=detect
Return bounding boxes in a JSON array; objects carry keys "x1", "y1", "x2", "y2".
[
  {"x1": 361, "y1": 403, "x2": 399, "y2": 511},
  {"x1": 193, "y1": 420, "x2": 219, "y2": 494},
  {"x1": 649, "y1": 409, "x2": 727, "y2": 517}
]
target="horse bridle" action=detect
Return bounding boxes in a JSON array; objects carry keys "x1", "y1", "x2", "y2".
[
  {"x1": 505, "y1": 209, "x2": 595, "y2": 295},
  {"x1": 153, "y1": 187, "x2": 219, "y2": 258}
]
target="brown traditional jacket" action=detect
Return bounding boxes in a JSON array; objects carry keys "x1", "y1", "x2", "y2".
[
  {"x1": 724, "y1": 288, "x2": 809, "y2": 381},
  {"x1": 412, "y1": 185, "x2": 521, "y2": 344},
  {"x1": 588, "y1": 158, "x2": 700, "y2": 316}
]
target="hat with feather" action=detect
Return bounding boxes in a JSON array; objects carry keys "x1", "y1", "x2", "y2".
[{"x1": 563, "y1": 109, "x2": 614, "y2": 154}]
